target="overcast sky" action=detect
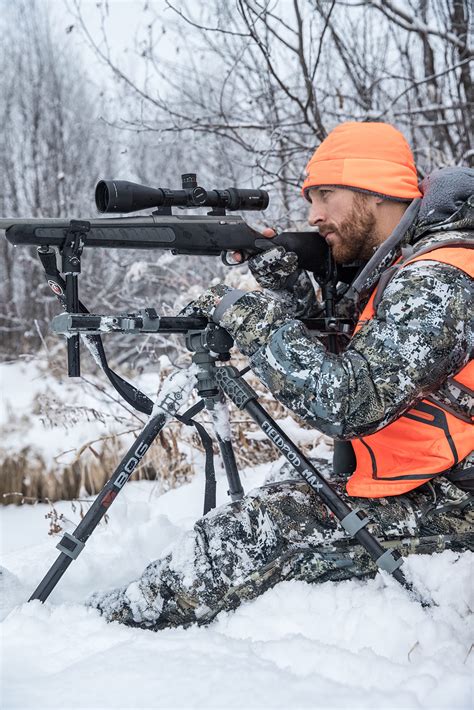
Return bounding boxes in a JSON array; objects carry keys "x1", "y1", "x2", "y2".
[{"x1": 51, "y1": 0, "x2": 179, "y2": 85}]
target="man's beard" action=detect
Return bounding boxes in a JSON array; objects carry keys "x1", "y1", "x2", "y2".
[{"x1": 321, "y1": 194, "x2": 379, "y2": 264}]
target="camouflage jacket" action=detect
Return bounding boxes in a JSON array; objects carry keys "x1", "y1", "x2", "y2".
[{"x1": 224, "y1": 183, "x2": 473, "y2": 441}]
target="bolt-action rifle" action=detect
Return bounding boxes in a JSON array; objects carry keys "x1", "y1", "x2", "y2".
[
  {"x1": 1, "y1": 173, "x2": 358, "y2": 275},
  {"x1": 1, "y1": 174, "x2": 427, "y2": 608},
  {"x1": 1, "y1": 173, "x2": 357, "y2": 381}
]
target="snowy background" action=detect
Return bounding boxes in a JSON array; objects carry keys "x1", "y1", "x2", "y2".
[{"x1": 1, "y1": 1, "x2": 473, "y2": 708}]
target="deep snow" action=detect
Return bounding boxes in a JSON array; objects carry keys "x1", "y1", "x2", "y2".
[
  {"x1": 0, "y1": 362, "x2": 473, "y2": 709},
  {"x1": 1, "y1": 471, "x2": 473, "y2": 709}
]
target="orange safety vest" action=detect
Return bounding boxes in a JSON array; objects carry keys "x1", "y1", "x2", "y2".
[{"x1": 346, "y1": 244, "x2": 474, "y2": 498}]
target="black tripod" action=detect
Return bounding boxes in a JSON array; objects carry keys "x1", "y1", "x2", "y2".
[
  {"x1": 29, "y1": 312, "x2": 415, "y2": 604},
  {"x1": 28, "y1": 233, "x2": 426, "y2": 607}
]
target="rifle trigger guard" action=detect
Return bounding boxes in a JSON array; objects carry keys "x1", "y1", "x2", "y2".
[{"x1": 221, "y1": 250, "x2": 242, "y2": 267}]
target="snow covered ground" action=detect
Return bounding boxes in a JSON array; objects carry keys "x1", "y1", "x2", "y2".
[
  {"x1": 1, "y1": 468, "x2": 473, "y2": 710},
  {"x1": 0, "y1": 360, "x2": 473, "y2": 709}
]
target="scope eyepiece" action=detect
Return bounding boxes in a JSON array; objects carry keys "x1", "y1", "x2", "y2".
[
  {"x1": 225, "y1": 187, "x2": 269, "y2": 211},
  {"x1": 95, "y1": 178, "x2": 269, "y2": 214}
]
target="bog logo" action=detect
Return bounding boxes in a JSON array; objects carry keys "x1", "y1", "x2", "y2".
[{"x1": 114, "y1": 442, "x2": 150, "y2": 489}]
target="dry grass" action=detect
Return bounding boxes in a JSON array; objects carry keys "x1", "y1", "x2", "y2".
[
  {"x1": 0, "y1": 449, "x2": 81, "y2": 505},
  {"x1": 0, "y1": 363, "x2": 315, "y2": 506},
  {"x1": 0, "y1": 427, "x2": 193, "y2": 506}
]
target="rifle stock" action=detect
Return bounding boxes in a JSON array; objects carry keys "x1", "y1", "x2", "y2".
[{"x1": 0, "y1": 215, "x2": 328, "y2": 273}]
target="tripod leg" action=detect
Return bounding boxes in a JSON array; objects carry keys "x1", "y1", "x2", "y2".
[
  {"x1": 205, "y1": 397, "x2": 244, "y2": 502},
  {"x1": 214, "y1": 365, "x2": 430, "y2": 603},
  {"x1": 29, "y1": 410, "x2": 169, "y2": 603},
  {"x1": 29, "y1": 367, "x2": 199, "y2": 603}
]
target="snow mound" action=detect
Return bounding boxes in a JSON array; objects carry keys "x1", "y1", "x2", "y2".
[{"x1": 1, "y1": 479, "x2": 473, "y2": 709}]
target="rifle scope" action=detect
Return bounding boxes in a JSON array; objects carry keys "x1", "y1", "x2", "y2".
[{"x1": 96, "y1": 174, "x2": 269, "y2": 214}]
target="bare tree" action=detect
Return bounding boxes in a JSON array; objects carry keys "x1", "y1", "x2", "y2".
[
  {"x1": 70, "y1": 0, "x2": 472, "y2": 220},
  {"x1": 2, "y1": 0, "x2": 471, "y2": 360},
  {"x1": 0, "y1": 0, "x2": 218, "y2": 362},
  {"x1": 0, "y1": 0, "x2": 110, "y2": 356}
]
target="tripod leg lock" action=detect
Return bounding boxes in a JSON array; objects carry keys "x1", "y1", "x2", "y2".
[
  {"x1": 375, "y1": 548, "x2": 404, "y2": 573},
  {"x1": 215, "y1": 366, "x2": 257, "y2": 409},
  {"x1": 340, "y1": 508, "x2": 369, "y2": 535},
  {"x1": 56, "y1": 532, "x2": 85, "y2": 560}
]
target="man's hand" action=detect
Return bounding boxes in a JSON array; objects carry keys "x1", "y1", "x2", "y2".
[
  {"x1": 180, "y1": 283, "x2": 235, "y2": 320},
  {"x1": 233, "y1": 228, "x2": 300, "y2": 291},
  {"x1": 248, "y1": 245, "x2": 300, "y2": 290},
  {"x1": 180, "y1": 282, "x2": 289, "y2": 357},
  {"x1": 231, "y1": 227, "x2": 276, "y2": 263}
]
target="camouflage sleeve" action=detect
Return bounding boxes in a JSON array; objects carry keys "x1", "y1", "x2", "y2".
[
  {"x1": 332, "y1": 289, "x2": 358, "y2": 329},
  {"x1": 248, "y1": 262, "x2": 473, "y2": 439}
]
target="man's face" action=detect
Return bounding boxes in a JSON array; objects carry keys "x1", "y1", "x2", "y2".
[{"x1": 307, "y1": 187, "x2": 379, "y2": 263}]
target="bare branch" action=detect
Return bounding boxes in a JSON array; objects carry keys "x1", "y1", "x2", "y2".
[
  {"x1": 373, "y1": 56, "x2": 472, "y2": 119},
  {"x1": 369, "y1": 0, "x2": 469, "y2": 50},
  {"x1": 165, "y1": 0, "x2": 251, "y2": 37}
]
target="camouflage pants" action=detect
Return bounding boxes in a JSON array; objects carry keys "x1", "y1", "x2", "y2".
[{"x1": 89, "y1": 469, "x2": 473, "y2": 630}]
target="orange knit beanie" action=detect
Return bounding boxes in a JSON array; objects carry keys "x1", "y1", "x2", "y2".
[{"x1": 302, "y1": 122, "x2": 422, "y2": 200}]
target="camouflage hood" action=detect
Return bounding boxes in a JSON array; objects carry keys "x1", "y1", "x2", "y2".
[
  {"x1": 352, "y1": 166, "x2": 474, "y2": 304},
  {"x1": 412, "y1": 166, "x2": 474, "y2": 240}
]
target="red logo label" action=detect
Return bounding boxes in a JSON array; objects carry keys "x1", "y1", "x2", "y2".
[
  {"x1": 48, "y1": 280, "x2": 63, "y2": 296},
  {"x1": 101, "y1": 490, "x2": 118, "y2": 509}
]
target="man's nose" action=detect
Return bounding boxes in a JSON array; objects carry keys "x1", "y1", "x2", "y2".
[{"x1": 308, "y1": 203, "x2": 325, "y2": 226}]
